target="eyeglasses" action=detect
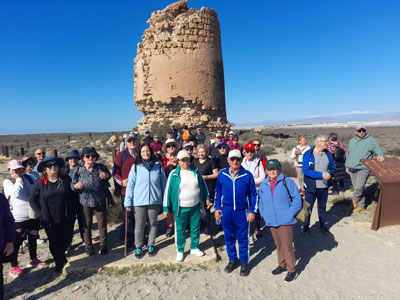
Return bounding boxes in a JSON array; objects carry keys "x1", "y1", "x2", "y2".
[
  {"x1": 230, "y1": 157, "x2": 241, "y2": 162},
  {"x1": 185, "y1": 147, "x2": 193, "y2": 151},
  {"x1": 245, "y1": 150, "x2": 255, "y2": 153},
  {"x1": 253, "y1": 143, "x2": 260, "y2": 147},
  {"x1": 35, "y1": 152, "x2": 45, "y2": 156},
  {"x1": 84, "y1": 154, "x2": 97, "y2": 159},
  {"x1": 45, "y1": 163, "x2": 58, "y2": 168},
  {"x1": 217, "y1": 146, "x2": 226, "y2": 149},
  {"x1": 27, "y1": 162, "x2": 35, "y2": 167},
  {"x1": 357, "y1": 129, "x2": 366, "y2": 133},
  {"x1": 166, "y1": 145, "x2": 176, "y2": 148}
]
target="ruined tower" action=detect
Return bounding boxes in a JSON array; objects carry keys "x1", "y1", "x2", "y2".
[{"x1": 134, "y1": 0, "x2": 229, "y2": 132}]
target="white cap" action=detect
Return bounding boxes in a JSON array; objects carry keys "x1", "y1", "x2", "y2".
[
  {"x1": 215, "y1": 133, "x2": 222, "y2": 138},
  {"x1": 228, "y1": 131, "x2": 234, "y2": 135},
  {"x1": 228, "y1": 149, "x2": 242, "y2": 159},
  {"x1": 123, "y1": 134, "x2": 128, "y2": 138},
  {"x1": 177, "y1": 150, "x2": 190, "y2": 160}
]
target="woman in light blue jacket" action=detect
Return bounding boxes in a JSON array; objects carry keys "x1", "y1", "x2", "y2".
[
  {"x1": 258, "y1": 159, "x2": 302, "y2": 283},
  {"x1": 125, "y1": 144, "x2": 167, "y2": 258}
]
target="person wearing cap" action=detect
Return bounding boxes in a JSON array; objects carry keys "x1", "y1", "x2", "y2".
[
  {"x1": 64, "y1": 150, "x2": 85, "y2": 253},
  {"x1": 302, "y1": 135, "x2": 336, "y2": 234},
  {"x1": 21, "y1": 156, "x2": 40, "y2": 181},
  {"x1": 150, "y1": 134, "x2": 162, "y2": 156},
  {"x1": 214, "y1": 149, "x2": 258, "y2": 277},
  {"x1": 242, "y1": 142, "x2": 266, "y2": 238},
  {"x1": 124, "y1": 144, "x2": 167, "y2": 258},
  {"x1": 192, "y1": 144, "x2": 219, "y2": 235},
  {"x1": 326, "y1": 133, "x2": 347, "y2": 194},
  {"x1": 71, "y1": 147, "x2": 111, "y2": 256},
  {"x1": 215, "y1": 141, "x2": 229, "y2": 170},
  {"x1": 165, "y1": 130, "x2": 174, "y2": 141},
  {"x1": 229, "y1": 135, "x2": 242, "y2": 151},
  {"x1": 169, "y1": 123, "x2": 180, "y2": 141},
  {"x1": 208, "y1": 133, "x2": 224, "y2": 159},
  {"x1": 119, "y1": 134, "x2": 129, "y2": 152},
  {"x1": 258, "y1": 159, "x2": 302, "y2": 283},
  {"x1": 30, "y1": 157, "x2": 73, "y2": 275},
  {"x1": 113, "y1": 133, "x2": 138, "y2": 249},
  {"x1": 345, "y1": 125, "x2": 384, "y2": 213},
  {"x1": 183, "y1": 142, "x2": 195, "y2": 163},
  {"x1": 143, "y1": 129, "x2": 153, "y2": 145},
  {"x1": 161, "y1": 138, "x2": 180, "y2": 237},
  {"x1": 163, "y1": 150, "x2": 210, "y2": 262},
  {"x1": 3, "y1": 160, "x2": 47, "y2": 278},
  {"x1": 195, "y1": 126, "x2": 205, "y2": 145},
  {"x1": 0, "y1": 192, "x2": 15, "y2": 300},
  {"x1": 290, "y1": 136, "x2": 311, "y2": 194},
  {"x1": 33, "y1": 148, "x2": 46, "y2": 173}
]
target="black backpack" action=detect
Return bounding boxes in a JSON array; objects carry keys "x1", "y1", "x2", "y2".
[{"x1": 333, "y1": 145, "x2": 345, "y2": 163}]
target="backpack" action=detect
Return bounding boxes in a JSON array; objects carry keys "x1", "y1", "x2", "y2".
[
  {"x1": 282, "y1": 176, "x2": 309, "y2": 223},
  {"x1": 112, "y1": 150, "x2": 129, "y2": 197}
]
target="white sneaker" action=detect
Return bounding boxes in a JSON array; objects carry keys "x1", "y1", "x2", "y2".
[
  {"x1": 190, "y1": 248, "x2": 204, "y2": 257},
  {"x1": 176, "y1": 252, "x2": 184, "y2": 262}
]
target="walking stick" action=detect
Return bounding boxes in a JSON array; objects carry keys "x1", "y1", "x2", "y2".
[{"x1": 124, "y1": 209, "x2": 128, "y2": 256}]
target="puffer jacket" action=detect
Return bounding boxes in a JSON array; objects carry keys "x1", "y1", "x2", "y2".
[{"x1": 258, "y1": 174, "x2": 302, "y2": 227}]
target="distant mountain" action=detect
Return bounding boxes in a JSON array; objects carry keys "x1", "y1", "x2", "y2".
[{"x1": 234, "y1": 110, "x2": 400, "y2": 127}]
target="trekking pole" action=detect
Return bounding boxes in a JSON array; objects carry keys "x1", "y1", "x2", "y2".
[{"x1": 124, "y1": 209, "x2": 128, "y2": 256}]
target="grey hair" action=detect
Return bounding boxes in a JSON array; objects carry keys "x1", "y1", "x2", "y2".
[{"x1": 314, "y1": 135, "x2": 327, "y2": 145}]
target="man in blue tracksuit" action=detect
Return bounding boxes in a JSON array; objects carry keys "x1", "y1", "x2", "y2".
[
  {"x1": 214, "y1": 149, "x2": 258, "y2": 277},
  {"x1": 302, "y1": 135, "x2": 336, "y2": 234}
]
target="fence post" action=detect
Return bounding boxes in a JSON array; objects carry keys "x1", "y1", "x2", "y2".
[
  {"x1": 112, "y1": 149, "x2": 117, "y2": 161},
  {"x1": 68, "y1": 135, "x2": 71, "y2": 142},
  {"x1": 46, "y1": 138, "x2": 49, "y2": 144},
  {"x1": 20, "y1": 147, "x2": 25, "y2": 156},
  {"x1": 5, "y1": 146, "x2": 9, "y2": 157},
  {"x1": 26, "y1": 141, "x2": 30, "y2": 149},
  {"x1": 53, "y1": 149, "x2": 58, "y2": 158}
]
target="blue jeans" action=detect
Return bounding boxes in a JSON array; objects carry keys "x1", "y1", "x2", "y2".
[{"x1": 303, "y1": 188, "x2": 328, "y2": 228}]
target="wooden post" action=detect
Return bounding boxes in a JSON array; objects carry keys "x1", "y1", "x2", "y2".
[
  {"x1": 20, "y1": 147, "x2": 25, "y2": 156},
  {"x1": 68, "y1": 135, "x2": 71, "y2": 142},
  {"x1": 5, "y1": 146, "x2": 9, "y2": 157},
  {"x1": 26, "y1": 141, "x2": 30, "y2": 149},
  {"x1": 46, "y1": 138, "x2": 49, "y2": 144},
  {"x1": 53, "y1": 149, "x2": 58, "y2": 158},
  {"x1": 1, "y1": 146, "x2": 4, "y2": 156},
  {"x1": 112, "y1": 149, "x2": 117, "y2": 161},
  {"x1": 89, "y1": 133, "x2": 92, "y2": 139}
]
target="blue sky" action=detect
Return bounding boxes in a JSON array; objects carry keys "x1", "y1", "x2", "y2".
[{"x1": 1, "y1": 0, "x2": 399, "y2": 134}]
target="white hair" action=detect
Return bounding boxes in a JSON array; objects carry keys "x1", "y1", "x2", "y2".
[{"x1": 314, "y1": 135, "x2": 327, "y2": 146}]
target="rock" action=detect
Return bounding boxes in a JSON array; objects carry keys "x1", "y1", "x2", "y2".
[
  {"x1": 134, "y1": 0, "x2": 229, "y2": 132},
  {"x1": 106, "y1": 135, "x2": 117, "y2": 146}
]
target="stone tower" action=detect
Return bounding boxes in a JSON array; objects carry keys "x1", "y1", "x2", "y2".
[{"x1": 134, "y1": 0, "x2": 229, "y2": 132}]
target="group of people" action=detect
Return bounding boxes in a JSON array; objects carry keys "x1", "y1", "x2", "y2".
[{"x1": 1, "y1": 124, "x2": 385, "y2": 298}]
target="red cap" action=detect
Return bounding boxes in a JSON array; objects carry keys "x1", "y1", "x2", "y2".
[{"x1": 244, "y1": 142, "x2": 255, "y2": 150}]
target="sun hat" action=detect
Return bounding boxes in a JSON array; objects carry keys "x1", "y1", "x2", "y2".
[
  {"x1": 161, "y1": 138, "x2": 180, "y2": 153},
  {"x1": 123, "y1": 133, "x2": 128, "y2": 139},
  {"x1": 20, "y1": 156, "x2": 35, "y2": 167},
  {"x1": 127, "y1": 133, "x2": 138, "y2": 142},
  {"x1": 244, "y1": 143, "x2": 255, "y2": 151},
  {"x1": 37, "y1": 157, "x2": 65, "y2": 172},
  {"x1": 65, "y1": 149, "x2": 80, "y2": 161},
  {"x1": 81, "y1": 147, "x2": 100, "y2": 159},
  {"x1": 228, "y1": 149, "x2": 242, "y2": 159},
  {"x1": 355, "y1": 124, "x2": 366, "y2": 131},
  {"x1": 177, "y1": 150, "x2": 190, "y2": 160},
  {"x1": 266, "y1": 159, "x2": 281, "y2": 170},
  {"x1": 7, "y1": 159, "x2": 24, "y2": 170}
]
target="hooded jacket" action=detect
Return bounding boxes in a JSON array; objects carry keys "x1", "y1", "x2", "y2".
[
  {"x1": 163, "y1": 165, "x2": 210, "y2": 216},
  {"x1": 302, "y1": 147, "x2": 336, "y2": 193},
  {"x1": 124, "y1": 163, "x2": 167, "y2": 207},
  {"x1": 214, "y1": 166, "x2": 258, "y2": 213},
  {"x1": 258, "y1": 174, "x2": 302, "y2": 227},
  {"x1": 345, "y1": 133, "x2": 384, "y2": 170}
]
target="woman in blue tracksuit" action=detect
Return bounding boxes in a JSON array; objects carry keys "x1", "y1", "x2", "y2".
[
  {"x1": 258, "y1": 159, "x2": 302, "y2": 283},
  {"x1": 125, "y1": 144, "x2": 167, "y2": 258},
  {"x1": 302, "y1": 135, "x2": 336, "y2": 233}
]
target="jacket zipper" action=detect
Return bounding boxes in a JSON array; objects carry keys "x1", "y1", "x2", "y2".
[{"x1": 148, "y1": 166, "x2": 151, "y2": 205}]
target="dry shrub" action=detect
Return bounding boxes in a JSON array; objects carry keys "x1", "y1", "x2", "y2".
[
  {"x1": 280, "y1": 160, "x2": 297, "y2": 178},
  {"x1": 262, "y1": 145, "x2": 276, "y2": 156}
]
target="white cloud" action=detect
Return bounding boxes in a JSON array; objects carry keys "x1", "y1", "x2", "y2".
[{"x1": 306, "y1": 110, "x2": 400, "y2": 119}]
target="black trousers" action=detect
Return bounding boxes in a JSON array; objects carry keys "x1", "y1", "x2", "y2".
[
  {"x1": 67, "y1": 203, "x2": 85, "y2": 245},
  {"x1": 43, "y1": 222, "x2": 68, "y2": 268},
  {"x1": 0, "y1": 252, "x2": 4, "y2": 300}
]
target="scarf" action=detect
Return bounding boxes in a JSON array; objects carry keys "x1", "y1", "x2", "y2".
[{"x1": 142, "y1": 159, "x2": 155, "y2": 171}]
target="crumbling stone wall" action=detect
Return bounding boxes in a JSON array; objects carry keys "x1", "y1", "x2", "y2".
[{"x1": 134, "y1": 0, "x2": 229, "y2": 132}]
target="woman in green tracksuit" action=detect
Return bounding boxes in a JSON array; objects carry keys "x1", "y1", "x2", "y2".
[{"x1": 163, "y1": 150, "x2": 210, "y2": 262}]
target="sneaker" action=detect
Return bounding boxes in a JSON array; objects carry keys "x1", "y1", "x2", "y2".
[
  {"x1": 86, "y1": 247, "x2": 95, "y2": 256},
  {"x1": 224, "y1": 260, "x2": 239, "y2": 273},
  {"x1": 65, "y1": 244, "x2": 73, "y2": 255},
  {"x1": 190, "y1": 248, "x2": 204, "y2": 257},
  {"x1": 284, "y1": 271, "x2": 298, "y2": 283},
  {"x1": 166, "y1": 227, "x2": 174, "y2": 238},
  {"x1": 37, "y1": 238, "x2": 45, "y2": 244},
  {"x1": 239, "y1": 263, "x2": 250, "y2": 277},
  {"x1": 27, "y1": 258, "x2": 48, "y2": 268},
  {"x1": 271, "y1": 266, "x2": 287, "y2": 276},
  {"x1": 100, "y1": 248, "x2": 108, "y2": 255},
  {"x1": 135, "y1": 247, "x2": 143, "y2": 259},
  {"x1": 148, "y1": 245, "x2": 156, "y2": 257},
  {"x1": 176, "y1": 252, "x2": 184, "y2": 262},
  {"x1": 302, "y1": 226, "x2": 309, "y2": 233},
  {"x1": 9, "y1": 266, "x2": 23, "y2": 278},
  {"x1": 353, "y1": 207, "x2": 365, "y2": 213}
]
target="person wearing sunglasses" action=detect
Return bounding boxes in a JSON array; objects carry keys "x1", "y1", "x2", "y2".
[
  {"x1": 30, "y1": 157, "x2": 72, "y2": 275},
  {"x1": 71, "y1": 147, "x2": 111, "y2": 256},
  {"x1": 183, "y1": 142, "x2": 195, "y2": 163},
  {"x1": 345, "y1": 125, "x2": 384, "y2": 213},
  {"x1": 214, "y1": 149, "x2": 257, "y2": 277},
  {"x1": 4, "y1": 160, "x2": 48, "y2": 278},
  {"x1": 33, "y1": 148, "x2": 46, "y2": 174},
  {"x1": 21, "y1": 156, "x2": 40, "y2": 181},
  {"x1": 215, "y1": 141, "x2": 229, "y2": 170},
  {"x1": 229, "y1": 135, "x2": 242, "y2": 152},
  {"x1": 241, "y1": 142, "x2": 266, "y2": 239},
  {"x1": 252, "y1": 139, "x2": 268, "y2": 169},
  {"x1": 302, "y1": 135, "x2": 336, "y2": 234}
]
